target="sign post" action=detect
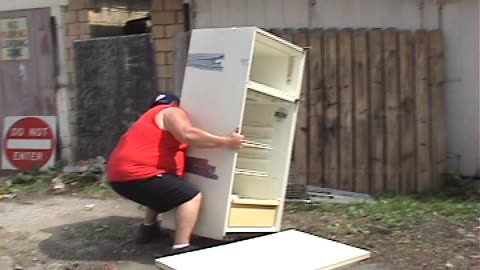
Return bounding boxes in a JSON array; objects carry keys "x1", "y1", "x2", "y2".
[{"x1": 2, "y1": 116, "x2": 56, "y2": 171}]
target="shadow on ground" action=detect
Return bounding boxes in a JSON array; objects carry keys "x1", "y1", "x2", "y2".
[{"x1": 38, "y1": 216, "x2": 225, "y2": 265}]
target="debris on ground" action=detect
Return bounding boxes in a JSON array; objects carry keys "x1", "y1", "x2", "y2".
[
  {"x1": 84, "y1": 204, "x2": 96, "y2": 211},
  {"x1": 51, "y1": 176, "x2": 66, "y2": 194},
  {"x1": 63, "y1": 156, "x2": 106, "y2": 173},
  {"x1": 286, "y1": 184, "x2": 376, "y2": 204},
  {"x1": 0, "y1": 194, "x2": 17, "y2": 200}
]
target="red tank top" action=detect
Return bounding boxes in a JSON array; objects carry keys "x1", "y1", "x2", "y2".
[{"x1": 107, "y1": 105, "x2": 188, "y2": 182}]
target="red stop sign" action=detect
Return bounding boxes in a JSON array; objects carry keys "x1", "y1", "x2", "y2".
[{"x1": 3, "y1": 117, "x2": 55, "y2": 171}]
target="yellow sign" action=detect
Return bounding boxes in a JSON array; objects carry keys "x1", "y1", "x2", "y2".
[{"x1": 0, "y1": 17, "x2": 29, "y2": 61}]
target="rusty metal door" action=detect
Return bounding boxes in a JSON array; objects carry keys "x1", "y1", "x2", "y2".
[{"x1": 0, "y1": 8, "x2": 56, "y2": 170}]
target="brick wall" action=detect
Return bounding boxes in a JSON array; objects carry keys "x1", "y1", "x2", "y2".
[
  {"x1": 150, "y1": 0, "x2": 185, "y2": 92},
  {"x1": 63, "y1": 0, "x2": 93, "y2": 137},
  {"x1": 62, "y1": 0, "x2": 94, "y2": 160},
  {"x1": 63, "y1": 0, "x2": 92, "y2": 89}
]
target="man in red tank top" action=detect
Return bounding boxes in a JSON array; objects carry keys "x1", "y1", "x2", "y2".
[{"x1": 107, "y1": 93, "x2": 244, "y2": 256}]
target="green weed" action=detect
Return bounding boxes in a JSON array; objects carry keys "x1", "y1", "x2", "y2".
[{"x1": 286, "y1": 193, "x2": 479, "y2": 228}]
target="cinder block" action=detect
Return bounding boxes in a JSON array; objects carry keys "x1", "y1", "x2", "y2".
[
  {"x1": 157, "y1": 78, "x2": 169, "y2": 90},
  {"x1": 64, "y1": 11, "x2": 77, "y2": 23},
  {"x1": 68, "y1": 72, "x2": 76, "y2": 86},
  {"x1": 67, "y1": 47, "x2": 76, "y2": 61},
  {"x1": 67, "y1": 23, "x2": 89, "y2": 36},
  {"x1": 157, "y1": 64, "x2": 174, "y2": 79},
  {"x1": 167, "y1": 78, "x2": 175, "y2": 91},
  {"x1": 65, "y1": 36, "x2": 76, "y2": 49},
  {"x1": 67, "y1": 23, "x2": 80, "y2": 36},
  {"x1": 152, "y1": 25, "x2": 165, "y2": 39},
  {"x1": 166, "y1": 52, "x2": 174, "y2": 65},
  {"x1": 68, "y1": 0, "x2": 92, "y2": 10},
  {"x1": 155, "y1": 52, "x2": 167, "y2": 65},
  {"x1": 155, "y1": 38, "x2": 174, "y2": 52},
  {"x1": 176, "y1": 11, "x2": 184, "y2": 24},
  {"x1": 151, "y1": 0, "x2": 164, "y2": 11},
  {"x1": 66, "y1": 60, "x2": 75, "y2": 72},
  {"x1": 164, "y1": 0, "x2": 183, "y2": 11},
  {"x1": 77, "y1": 10, "x2": 89, "y2": 22},
  {"x1": 79, "y1": 23, "x2": 90, "y2": 35},
  {"x1": 165, "y1": 24, "x2": 184, "y2": 38},
  {"x1": 151, "y1": 11, "x2": 176, "y2": 25}
]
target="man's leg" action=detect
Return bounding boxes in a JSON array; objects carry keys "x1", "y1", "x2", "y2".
[
  {"x1": 144, "y1": 207, "x2": 159, "y2": 225},
  {"x1": 137, "y1": 207, "x2": 168, "y2": 243},
  {"x1": 173, "y1": 192, "x2": 202, "y2": 248}
]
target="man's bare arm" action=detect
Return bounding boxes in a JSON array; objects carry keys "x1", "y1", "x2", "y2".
[{"x1": 157, "y1": 107, "x2": 244, "y2": 149}]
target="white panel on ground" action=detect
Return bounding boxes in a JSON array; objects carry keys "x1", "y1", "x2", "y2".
[{"x1": 155, "y1": 229, "x2": 370, "y2": 270}]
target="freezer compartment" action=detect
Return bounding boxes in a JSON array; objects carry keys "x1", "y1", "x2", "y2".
[
  {"x1": 228, "y1": 198, "x2": 279, "y2": 228},
  {"x1": 249, "y1": 31, "x2": 305, "y2": 102}
]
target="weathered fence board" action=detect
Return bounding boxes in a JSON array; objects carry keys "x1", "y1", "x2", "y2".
[
  {"x1": 338, "y1": 31, "x2": 354, "y2": 191},
  {"x1": 428, "y1": 30, "x2": 447, "y2": 191},
  {"x1": 353, "y1": 31, "x2": 370, "y2": 193},
  {"x1": 308, "y1": 30, "x2": 325, "y2": 187},
  {"x1": 414, "y1": 30, "x2": 432, "y2": 193},
  {"x1": 369, "y1": 30, "x2": 385, "y2": 194},
  {"x1": 384, "y1": 31, "x2": 401, "y2": 193},
  {"x1": 324, "y1": 31, "x2": 339, "y2": 189},
  {"x1": 399, "y1": 31, "x2": 416, "y2": 193}
]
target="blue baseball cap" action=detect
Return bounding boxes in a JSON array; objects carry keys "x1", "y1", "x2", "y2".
[{"x1": 151, "y1": 93, "x2": 180, "y2": 107}]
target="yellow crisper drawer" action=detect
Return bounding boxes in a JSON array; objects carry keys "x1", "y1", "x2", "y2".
[{"x1": 228, "y1": 198, "x2": 279, "y2": 228}]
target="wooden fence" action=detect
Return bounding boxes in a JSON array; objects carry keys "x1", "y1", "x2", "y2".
[{"x1": 176, "y1": 28, "x2": 447, "y2": 194}]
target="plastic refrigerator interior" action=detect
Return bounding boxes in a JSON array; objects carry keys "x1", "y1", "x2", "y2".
[{"x1": 161, "y1": 27, "x2": 307, "y2": 240}]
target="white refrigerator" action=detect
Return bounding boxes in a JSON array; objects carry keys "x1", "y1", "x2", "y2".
[{"x1": 162, "y1": 27, "x2": 307, "y2": 240}]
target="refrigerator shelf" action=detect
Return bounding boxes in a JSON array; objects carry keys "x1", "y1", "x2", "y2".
[
  {"x1": 234, "y1": 168, "x2": 268, "y2": 177},
  {"x1": 242, "y1": 140, "x2": 273, "y2": 150}
]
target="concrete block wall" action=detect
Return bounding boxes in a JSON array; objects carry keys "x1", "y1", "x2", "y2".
[
  {"x1": 63, "y1": 0, "x2": 92, "y2": 103},
  {"x1": 62, "y1": 0, "x2": 91, "y2": 144},
  {"x1": 150, "y1": 0, "x2": 185, "y2": 92},
  {"x1": 62, "y1": 0, "x2": 93, "y2": 160},
  {"x1": 60, "y1": 0, "x2": 185, "y2": 161}
]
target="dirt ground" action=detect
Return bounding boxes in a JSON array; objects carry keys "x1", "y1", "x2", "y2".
[{"x1": 0, "y1": 192, "x2": 478, "y2": 270}]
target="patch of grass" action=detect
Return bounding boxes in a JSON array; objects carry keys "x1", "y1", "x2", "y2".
[
  {"x1": 79, "y1": 182, "x2": 113, "y2": 196},
  {"x1": 0, "y1": 174, "x2": 52, "y2": 195},
  {"x1": 0, "y1": 159, "x2": 113, "y2": 197},
  {"x1": 286, "y1": 194, "x2": 479, "y2": 228}
]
